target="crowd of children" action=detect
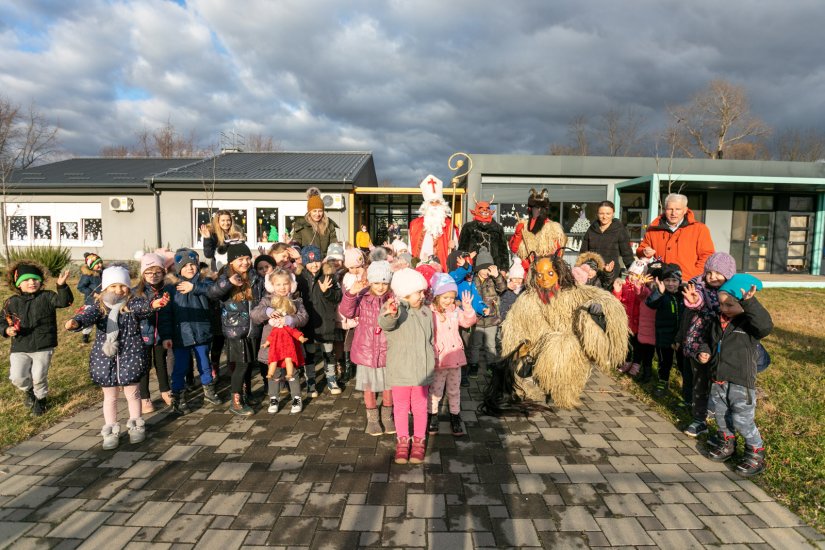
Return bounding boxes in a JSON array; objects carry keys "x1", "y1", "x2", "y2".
[{"x1": 4, "y1": 202, "x2": 774, "y2": 475}]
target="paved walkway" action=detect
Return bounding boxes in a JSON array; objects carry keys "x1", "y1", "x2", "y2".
[{"x1": 0, "y1": 371, "x2": 822, "y2": 549}]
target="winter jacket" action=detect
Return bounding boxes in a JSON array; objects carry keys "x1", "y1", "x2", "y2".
[
  {"x1": 499, "y1": 289, "x2": 521, "y2": 320},
  {"x1": 637, "y1": 286, "x2": 656, "y2": 346},
  {"x1": 579, "y1": 218, "x2": 634, "y2": 271},
  {"x1": 71, "y1": 298, "x2": 155, "y2": 387},
  {"x1": 252, "y1": 295, "x2": 309, "y2": 364},
  {"x1": 378, "y1": 300, "x2": 435, "y2": 387},
  {"x1": 167, "y1": 273, "x2": 214, "y2": 348},
  {"x1": 202, "y1": 235, "x2": 246, "y2": 272},
  {"x1": 133, "y1": 283, "x2": 174, "y2": 346},
  {"x1": 208, "y1": 270, "x2": 261, "y2": 340},
  {"x1": 449, "y1": 265, "x2": 485, "y2": 315},
  {"x1": 682, "y1": 274, "x2": 722, "y2": 359},
  {"x1": 646, "y1": 287, "x2": 685, "y2": 347},
  {"x1": 458, "y1": 220, "x2": 510, "y2": 271},
  {"x1": 337, "y1": 272, "x2": 359, "y2": 330},
  {"x1": 636, "y1": 209, "x2": 715, "y2": 282},
  {"x1": 433, "y1": 303, "x2": 477, "y2": 369},
  {"x1": 338, "y1": 289, "x2": 392, "y2": 369},
  {"x1": 296, "y1": 264, "x2": 342, "y2": 342},
  {"x1": 699, "y1": 296, "x2": 773, "y2": 390},
  {"x1": 473, "y1": 273, "x2": 506, "y2": 328},
  {"x1": 77, "y1": 267, "x2": 102, "y2": 306},
  {"x1": 291, "y1": 215, "x2": 338, "y2": 255},
  {"x1": 1, "y1": 286, "x2": 74, "y2": 353},
  {"x1": 613, "y1": 280, "x2": 641, "y2": 335}
]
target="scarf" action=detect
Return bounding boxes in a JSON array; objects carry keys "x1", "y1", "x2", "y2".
[{"x1": 101, "y1": 294, "x2": 127, "y2": 357}]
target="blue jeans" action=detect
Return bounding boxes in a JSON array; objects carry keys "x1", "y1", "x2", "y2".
[
  {"x1": 171, "y1": 344, "x2": 212, "y2": 393},
  {"x1": 711, "y1": 381, "x2": 763, "y2": 448}
]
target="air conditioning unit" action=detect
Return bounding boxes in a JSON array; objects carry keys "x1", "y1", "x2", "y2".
[
  {"x1": 322, "y1": 193, "x2": 345, "y2": 210},
  {"x1": 109, "y1": 196, "x2": 134, "y2": 212}
]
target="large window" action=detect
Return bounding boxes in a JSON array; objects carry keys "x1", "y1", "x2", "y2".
[
  {"x1": 191, "y1": 200, "x2": 306, "y2": 248},
  {"x1": 5, "y1": 203, "x2": 103, "y2": 246}
]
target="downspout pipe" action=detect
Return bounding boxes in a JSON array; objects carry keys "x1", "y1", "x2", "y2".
[{"x1": 148, "y1": 177, "x2": 162, "y2": 248}]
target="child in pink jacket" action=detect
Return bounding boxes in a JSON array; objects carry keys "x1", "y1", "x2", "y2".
[
  {"x1": 612, "y1": 259, "x2": 655, "y2": 381},
  {"x1": 428, "y1": 273, "x2": 477, "y2": 437}
]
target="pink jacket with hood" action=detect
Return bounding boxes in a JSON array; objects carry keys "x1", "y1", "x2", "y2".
[{"x1": 433, "y1": 303, "x2": 477, "y2": 369}]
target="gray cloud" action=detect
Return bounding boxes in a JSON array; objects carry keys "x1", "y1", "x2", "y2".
[{"x1": 1, "y1": 0, "x2": 824, "y2": 183}]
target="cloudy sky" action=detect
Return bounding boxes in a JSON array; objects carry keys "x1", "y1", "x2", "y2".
[{"x1": 2, "y1": 0, "x2": 824, "y2": 183}]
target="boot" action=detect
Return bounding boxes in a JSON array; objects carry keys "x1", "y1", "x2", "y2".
[
  {"x1": 127, "y1": 418, "x2": 146, "y2": 444},
  {"x1": 735, "y1": 445, "x2": 766, "y2": 477},
  {"x1": 381, "y1": 405, "x2": 396, "y2": 435},
  {"x1": 653, "y1": 380, "x2": 668, "y2": 398},
  {"x1": 408, "y1": 436, "x2": 426, "y2": 464},
  {"x1": 24, "y1": 388, "x2": 35, "y2": 409},
  {"x1": 243, "y1": 384, "x2": 260, "y2": 406},
  {"x1": 170, "y1": 392, "x2": 190, "y2": 415},
  {"x1": 428, "y1": 413, "x2": 440, "y2": 435},
  {"x1": 365, "y1": 408, "x2": 382, "y2": 436},
  {"x1": 708, "y1": 432, "x2": 736, "y2": 462},
  {"x1": 340, "y1": 352, "x2": 352, "y2": 383},
  {"x1": 637, "y1": 361, "x2": 652, "y2": 383},
  {"x1": 229, "y1": 392, "x2": 253, "y2": 416},
  {"x1": 394, "y1": 436, "x2": 410, "y2": 464},
  {"x1": 31, "y1": 397, "x2": 46, "y2": 417},
  {"x1": 82, "y1": 332, "x2": 91, "y2": 344},
  {"x1": 467, "y1": 364, "x2": 479, "y2": 379},
  {"x1": 450, "y1": 413, "x2": 465, "y2": 437},
  {"x1": 202, "y1": 382, "x2": 223, "y2": 405},
  {"x1": 141, "y1": 399, "x2": 155, "y2": 414},
  {"x1": 101, "y1": 423, "x2": 120, "y2": 450}
]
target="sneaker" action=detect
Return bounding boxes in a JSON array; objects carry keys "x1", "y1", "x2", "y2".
[
  {"x1": 127, "y1": 418, "x2": 146, "y2": 444},
  {"x1": 290, "y1": 396, "x2": 303, "y2": 414},
  {"x1": 24, "y1": 388, "x2": 36, "y2": 409},
  {"x1": 618, "y1": 361, "x2": 633, "y2": 373},
  {"x1": 141, "y1": 398, "x2": 155, "y2": 414},
  {"x1": 307, "y1": 383, "x2": 319, "y2": 399},
  {"x1": 101, "y1": 424, "x2": 120, "y2": 450},
  {"x1": 32, "y1": 398, "x2": 46, "y2": 417},
  {"x1": 267, "y1": 397, "x2": 280, "y2": 414},
  {"x1": 683, "y1": 420, "x2": 708, "y2": 438},
  {"x1": 627, "y1": 363, "x2": 641, "y2": 376},
  {"x1": 428, "y1": 414, "x2": 440, "y2": 435},
  {"x1": 409, "y1": 437, "x2": 426, "y2": 464},
  {"x1": 394, "y1": 436, "x2": 410, "y2": 464},
  {"x1": 326, "y1": 377, "x2": 342, "y2": 395},
  {"x1": 450, "y1": 414, "x2": 465, "y2": 436},
  {"x1": 468, "y1": 364, "x2": 479, "y2": 379}
]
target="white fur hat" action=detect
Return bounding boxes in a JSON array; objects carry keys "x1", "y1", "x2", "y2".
[
  {"x1": 101, "y1": 265, "x2": 131, "y2": 290},
  {"x1": 508, "y1": 260, "x2": 525, "y2": 280},
  {"x1": 390, "y1": 268, "x2": 427, "y2": 299},
  {"x1": 391, "y1": 239, "x2": 408, "y2": 254}
]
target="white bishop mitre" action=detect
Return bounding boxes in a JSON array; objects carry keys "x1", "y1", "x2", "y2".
[{"x1": 419, "y1": 174, "x2": 444, "y2": 202}]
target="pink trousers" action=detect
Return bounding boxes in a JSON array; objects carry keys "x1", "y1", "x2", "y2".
[
  {"x1": 391, "y1": 385, "x2": 429, "y2": 439},
  {"x1": 102, "y1": 384, "x2": 141, "y2": 426},
  {"x1": 429, "y1": 367, "x2": 461, "y2": 414}
]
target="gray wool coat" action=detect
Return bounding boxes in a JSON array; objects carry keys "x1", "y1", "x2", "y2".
[{"x1": 378, "y1": 301, "x2": 435, "y2": 387}]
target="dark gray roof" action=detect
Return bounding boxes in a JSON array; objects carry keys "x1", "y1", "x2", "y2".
[
  {"x1": 150, "y1": 151, "x2": 375, "y2": 184},
  {"x1": 10, "y1": 158, "x2": 199, "y2": 191}
]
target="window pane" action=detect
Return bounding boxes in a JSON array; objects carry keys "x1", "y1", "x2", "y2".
[
  {"x1": 83, "y1": 219, "x2": 103, "y2": 242},
  {"x1": 498, "y1": 203, "x2": 522, "y2": 235},
  {"x1": 32, "y1": 216, "x2": 51, "y2": 240},
  {"x1": 59, "y1": 222, "x2": 79, "y2": 240},
  {"x1": 789, "y1": 230, "x2": 808, "y2": 242},
  {"x1": 9, "y1": 216, "x2": 27, "y2": 241},
  {"x1": 731, "y1": 210, "x2": 748, "y2": 241},
  {"x1": 790, "y1": 215, "x2": 809, "y2": 229},
  {"x1": 195, "y1": 208, "x2": 217, "y2": 244},
  {"x1": 564, "y1": 203, "x2": 596, "y2": 234},
  {"x1": 285, "y1": 216, "x2": 301, "y2": 239},
  {"x1": 788, "y1": 244, "x2": 807, "y2": 257},
  {"x1": 256, "y1": 208, "x2": 279, "y2": 243},
  {"x1": 621, "y1": 192, "x2": 647, "y2": 209},
  {"x1": 789, "y1": 196, "x2": 814, "y2": 211},
  {"x1": 751, "y1": 196, "x2": 774, "y2": 210}
]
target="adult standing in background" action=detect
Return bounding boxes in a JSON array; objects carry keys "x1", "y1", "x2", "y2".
[
  {"x1": 355, "y1": 225, "x2": 373, "y2": 253},
  {"x1": 579, "y1": 200, "x2": 634, "y2": 284},
  {"x1": 637, "y1": 193, "x2": 714, "y2": 281},
  {"x1": 291, "y1": 187, "x2": 339, "y2": 255},
  {"x1": 200, "y1": 210, "x2": 246, "y2": 272}
]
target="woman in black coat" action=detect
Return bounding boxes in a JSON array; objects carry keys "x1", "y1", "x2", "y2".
[{"x1": 578, "y1": 201, "x2": 634, "y2": 284}]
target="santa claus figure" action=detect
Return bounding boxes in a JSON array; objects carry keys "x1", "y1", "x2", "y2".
[
  {"x1": 458, "y1": 195, "x2": 509, "y2": 272},
  {"x1": 508, "y1": 188, "x2": 567, "y2": 263},
  {"x1": 408, "y1": 175, "x2": 458, "y2": 272}
]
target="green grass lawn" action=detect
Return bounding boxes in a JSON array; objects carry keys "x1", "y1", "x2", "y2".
[
  {"x1": 1, "y1": 281, "x2": 823, "y2": 531},
  {"x1": 611, "y1": 288, "x2": 825, "y2": 532}
]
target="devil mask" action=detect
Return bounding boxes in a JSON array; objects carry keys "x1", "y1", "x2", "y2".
[{"x1": 471, "y1": 197, "x2": 495, "y2": 223}]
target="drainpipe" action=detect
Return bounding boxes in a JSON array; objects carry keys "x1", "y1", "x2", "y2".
[
  {"x1": 148, "y1": 177, "x2": 162, "y2": 248},
  {"x1": 813, "y1": 192, "x2": 825, "y2": 275}
]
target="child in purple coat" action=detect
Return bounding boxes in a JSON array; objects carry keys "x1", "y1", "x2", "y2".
[{"x1": 338, "y1": 259, "x2": 394, "y2": 436}]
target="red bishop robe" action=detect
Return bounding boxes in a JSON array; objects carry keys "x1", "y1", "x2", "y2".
[{"x1": 409, "y1": 216, "x2": 457, "y2": 272}]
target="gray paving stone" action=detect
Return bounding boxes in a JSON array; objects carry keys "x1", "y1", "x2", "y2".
[
  {"x1": 755, "y1": 527, "x2": 817, "y2": 549},
  {"x1": 647, "y1": 463, "x2": 693, "y2": 482},
  {"x1": 558, "y1": 505, "x2": 600, "y2": 531},
  {"x1": 382, "y1": 517, "x2": 426, "y2": 547},
  {"x1": 647, "y1": 529, "x2": 705, "y2": 549},
  {"x1": 77, "y1": 525, "x2": 140, "y2": 550},
  {"x1": 0, "y1": 520, "x2": 35, "y2": 546},
  {"x1": 522, "y1": 455, "x2": 563, "y2": 474},
  {"x1": 602, "y1": 493, "x2": 653, "y2": 517},
  {"x1": 193, "y1": 529, "x2": 247, "y2": 550},
  {"x1": 428, "y1": 532, "x2": 474, "y2": 550},
  {"x1": 407, "y1": 493, "x2": 445, "y2": 518},
  {"x1": 129, "y1": 501, "x2": 184, "y2": 527},
  {"x1": 561, "y1": 464, "x2": 606, "y2": 483},
  {"x1": 745, "y1": 501, "x2": 805, "y2": 527},
  {"x1": 700, "y1": 514, "x2": 765, "y2": 544},
  {"x1": 0, "y1": 475, "x2": 44, "y2": 496},
  {"x1": 339, "y1": 504, "x2": 384, "y2": 531},
  {"x1": 46, "y1": 510, "x2": 111, "y2": 538},
  {"x1": 572, "y1": 434, "x2": 610, "y2": 448},
  {"x1": 596, "y1": 516, "x2": 655, "y2": 546},
  {"x1": 206, "y1": 462, "x2": 251, "y2": 481},
  {"x1": 4, "y1": 485, "x2": 61, "y2": 509},
  {"x1": 604, "y1": 472, "x2": 652, "y2": 493},
  {"x1": 199, "y1": 492, "x2": 250, "y2": 516},
  {"x1": 650, "y1": 503, "x2": 704, "y2": 530}
]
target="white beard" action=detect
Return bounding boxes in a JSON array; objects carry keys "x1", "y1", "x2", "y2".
[{"x1": 419, "y1": 201, "x2": 451, "y2": 238}]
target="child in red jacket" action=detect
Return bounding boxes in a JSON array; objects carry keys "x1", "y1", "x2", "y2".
[{"x1": 612, "y1": 259, "x2": 655, "y2": 381}]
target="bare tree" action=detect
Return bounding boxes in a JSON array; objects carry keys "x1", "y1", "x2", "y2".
[
  {"x1": 724, "y1": 140, "x2": 771, "y2": 160},
  {"x1": 594, "y1": 107, "x2": 646, "y2": 156},
  {"x1": 100, "y1": 144, "x2": 129, "y2": 157},
  {"x1": 0, "y1": 96, "x2": 60, "y2": 256},
  {"x1": 548, "y1": 115, "x2": 589, "y2": 156},
  {"x1": 152, "y1": 120, "x2": 197, "y2": 157},
  {"x1": 775, "y1": 127, "x2": 825, "y2": 161},
  {"x1": 245, "y1": 133, "x2": 281, "y2": 152},
  {"x1": 667, "y1": 79, "x2": 770, "y2": 159}
]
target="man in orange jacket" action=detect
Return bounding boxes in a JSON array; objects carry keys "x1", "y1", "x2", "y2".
[{"x1": 637, "y1": 193, "x2": 715, "y2": 281}]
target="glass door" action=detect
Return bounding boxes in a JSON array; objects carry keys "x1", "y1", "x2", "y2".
[
  {"x1": 786, "y1": 214, "x2": 813, "y2": 273},
  {"x1": 746, "y1": 212, "x2": 773, "y2": 272}
]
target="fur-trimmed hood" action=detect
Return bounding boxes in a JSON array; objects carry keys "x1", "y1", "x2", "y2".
[
  {"x1": 4, "y1": 260, "x2": 50, "y2": 294},
  {"x1": 575, "y1": 251, "x2": 605, "y2": 271}
]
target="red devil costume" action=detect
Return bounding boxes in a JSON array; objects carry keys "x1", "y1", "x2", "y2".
[
  {"x1": 409, "y1": 174, "x2": 458, "y2": 272},
  {"x1": 458, "y1": 196, "x2": 509, "y2": 272}
]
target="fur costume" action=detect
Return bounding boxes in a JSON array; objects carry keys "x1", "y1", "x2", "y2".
[
  {"x1": 495, "y1": 256, "x2": 628, "y2": 409},
  {"x1": 458, "y1": 197, "x2": 509, "y2": 271},
  {"x1": 510, "y1": 188, "x2": 568, "y2": 261}
]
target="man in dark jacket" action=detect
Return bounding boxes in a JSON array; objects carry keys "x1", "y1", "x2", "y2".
[
  {"x1": 1, "y1": 262, "x2": 73, "y2": 415},
  {"x1": 697, "y1": 274, "x2": 772, "y2": 477}
]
